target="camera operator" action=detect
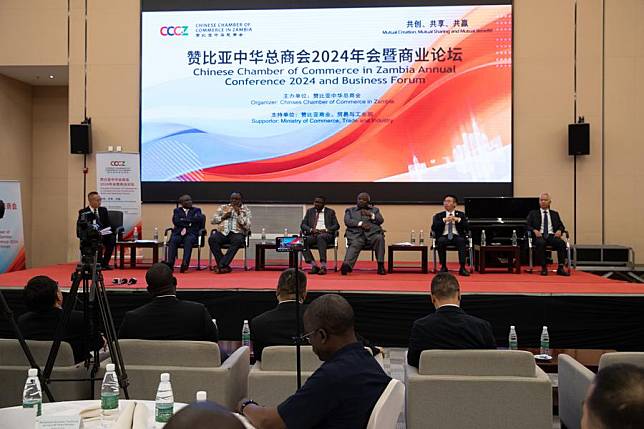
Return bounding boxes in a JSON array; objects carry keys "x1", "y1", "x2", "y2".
[{"x1": 78, "y1": 192, "x2": 115, "y2": 270}]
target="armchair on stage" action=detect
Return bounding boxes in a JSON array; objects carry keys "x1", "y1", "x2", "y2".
[
  {"x1": 163, "y1": 226, "x2": 208, "y2": 270},
  {"x1": 525, "y1": 230, "x2": 572, "y2": 274},
  {"x1": 208, "y1": 229, "x2": 251, "y2": 271},
  {"x1": 429, "y1": 230, "x2": 474, "y2": 274}
]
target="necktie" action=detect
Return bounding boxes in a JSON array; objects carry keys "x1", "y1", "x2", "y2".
[
  {"x1": 447, "y1": 213, "x2": 454, "y2": 240},
  {"x1": 542, "y1": 210, "x2": 549, "y2": 239},
  {"x1": 94, "y1": 208, "x2": 99, "y2": 225}
]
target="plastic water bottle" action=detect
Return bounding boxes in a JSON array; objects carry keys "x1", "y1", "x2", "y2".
[
  {"x1": 155, "y1": 373, "x2": 174, "y2": 424},
  {"x1": 22, "y1": 368, "x2": 42, "y2": 417},
  {"x1": 540, "y1": 326, "x2": 550, "y2": 357},
  {"x1": 283, "y1": 228, "x2": 288, "y2": 237},
  {"x1": 100, "y1": 363, "x2": 120, "y2": 427},
  {"x1": 196, "y1": 391, "x2": 207, "y2": 402},
  {"x1": 133, "y1": 227, "x2": 139, "y2": 241},
  {"x1": 481, "y1": 230, "x2": 487, "y2": 246},
  {"x1": 419, "y1": 229, "x2": 424, "y2": 245},
  {"x1": 511, "y1": 229, "x2": 518, "y2": 246},
  {"x1": 242, "y1": 320, "x2": 251, "y2": 348},
  {"x1": 261, "y1": 227, "x2": 266, "y2": 244},
  {"x1": 411, "y1": 230, "x2": 416, "y2": 244},
  {"x1": 153, "y1": 227, "x2": 159, "y2": 241},
  {"x1": 508, "y1": 326, "x2": 518, "y2": 350}
]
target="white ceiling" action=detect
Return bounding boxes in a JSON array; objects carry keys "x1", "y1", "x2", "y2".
[{"x1": 0, "y1": 65, "x2": 68, "y2": 86}]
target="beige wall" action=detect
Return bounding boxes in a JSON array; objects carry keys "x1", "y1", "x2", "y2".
[{"x1": 1, "y1": 0, "x2": 643, "y2": 266}]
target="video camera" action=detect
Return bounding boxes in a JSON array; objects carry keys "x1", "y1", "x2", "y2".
[
  {"x1": 275, "y1": 235, "x2": 304, "y2": 252},
  {"x1": 77, "y1": 212, "x2": 102, "y2": 259}
]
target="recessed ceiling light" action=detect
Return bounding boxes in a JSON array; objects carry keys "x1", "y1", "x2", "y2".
[{"x1": 48, "y1": 75, "x2": 55, "y2": 79}]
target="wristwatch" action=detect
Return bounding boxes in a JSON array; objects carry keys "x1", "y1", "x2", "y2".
[{"x1": 240, "y1": 399, "x2": 258, "y2": 416}]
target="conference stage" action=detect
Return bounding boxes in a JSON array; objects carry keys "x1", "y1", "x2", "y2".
[{"x1": 1, "y1": 261, "x2": 643, "y2": 352}]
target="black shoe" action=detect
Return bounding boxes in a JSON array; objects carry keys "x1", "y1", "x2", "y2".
[
  {"x1": 540, "y1": 267, "x2": 548, "y2": 276},
  {"x1": 180, "y1": 264, "x2": 188, "y2": 273},
  {"x1": 377, "y1": 263, "x2": 386, "y2": 275},
  {"x1": 218, "y1": 266, "x2": 232, "y2": 274},
  {"x1": 459, "y1": 267, "x2": 470, "y2": 277},
  {"x1": 318, "y1": 266, "x2": 327, "y2": 275},
  {"x1": 309, "y1": 265, "x2": 320, "y2": 275},
  {"x1": 341, "y1": 263, "x2": 351, "y2": 275},
  {"x1": 439, "y1": 266, "x2": 449, "y2": 273},
  {"x1": 556, "y1": 266, "x2": 570, "y2": 276}
]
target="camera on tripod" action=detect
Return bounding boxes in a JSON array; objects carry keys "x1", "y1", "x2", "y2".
[{"x1": 77, "y1": 212, "x2": 102, "y2": 261}]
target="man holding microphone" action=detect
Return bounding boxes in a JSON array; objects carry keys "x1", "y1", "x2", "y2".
[{"x1": 208, "y1": 192, "x2": 251, "y2": 274}]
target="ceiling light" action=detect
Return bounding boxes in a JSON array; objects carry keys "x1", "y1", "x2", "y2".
[{"x1": 48, "y1": 75, "x2": 55, "y2": 79}]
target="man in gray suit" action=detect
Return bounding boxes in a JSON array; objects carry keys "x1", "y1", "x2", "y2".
[{"x1": 341, "y1": 192, "x2": 386, "y2": 275}]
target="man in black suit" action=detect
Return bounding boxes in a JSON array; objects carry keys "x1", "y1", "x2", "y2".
[
  {"x1": 78, "y1": 191, "x2": 115, "y2": 269},
  {"x1": 526, "y1": 192, "x2": 570, "y2": 276},
  {"x1": 407, "y1": 272, "x2": 496, "y2": 368},
  {"x1": 431, "y1": 194, "x2": 470, "y2": 276},
  {"x1": 301, "y1": 196, "x2": 340, "y2": 275},
  {"x1": 341, "y1": 192, "x2": 386, "y2": 275},
  {"x1": 118, "y1": 263, "x2": 218, "y2": 342},
  {"x1": 17, "y1": 275, "x2": 104, "y2": 364},
  {"x1": 166, "y1": 194, "x2": 205, "y2": 273},
  {"x1": 250, "y1": 268, "x2": 307, "y2": 361}
]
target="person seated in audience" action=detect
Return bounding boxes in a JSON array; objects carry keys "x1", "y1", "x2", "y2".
[
  {"x1": 165, "y1": 194, "x2": 205, "y2": 273},
  {"x1": 526, "y1": 192, "x2": 570, "y2": 276},
  {"x1": 165, "y1": 400, "x2": 246, "y2": 429},
  {"x1": 431, "y1": 194, "x2": 470, "y2": 276},
  {"x1": 341, "y1": 192, "x2": 386, "y2": 275},
  {"x1": 118, "y1": 263, "x2": 218, "y2": 342},
  {"x1": 581, "y1": 364, "x2": 644, "y2": 429},
  {"x1": 251, "y1": 268, "x2": 308, "y2": 361},
  {"x1": 407, "y1": 272, "x2": 496, "y2": 368},
  {"x1": 17, "y1": 275, "x2": 104, "y2": 364},
  {"x1": 301, "y1": 195, "x2": 340, "y2": 275},
  {"x1": 208, "y1": 192, "x2": 252, "y2": 274},
  {"x1": 238, "y1": 294, "x2": 390, "y2": 429}
]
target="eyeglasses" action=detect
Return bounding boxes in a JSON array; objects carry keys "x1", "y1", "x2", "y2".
[{"x1": 300, "y1": 329, "x2": 322, "y2": 344}]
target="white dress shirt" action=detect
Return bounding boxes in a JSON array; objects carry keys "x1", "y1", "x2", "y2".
[
  {"x1": 315, "y1": 208, "x2": 326, "y2": 230},
  {"x1": 540, "y1": 209, "x2": 554, "y2": 234},
  {"x1": 442, "y1": 211, "x2": 459, "y2": 236}
]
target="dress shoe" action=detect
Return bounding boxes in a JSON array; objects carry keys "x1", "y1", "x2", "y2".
[
  {"x1": 556, "y1": 266, "x2": 570, "y2": 276},
  {"x1": 458, "y1": 267, "x2": 470, "y2": 277},
  {"x1": 318, "y1": 266, "x2": 327, "y2": 275},
  {"x1": 439, "y1": 266, "x2": 449, "y2": 273},
  {"x1": 377, "y1": 263, "x2": 386, "y2": 275},
  {"x1": 340, "y1": 263, "x2": 351, "y2": 275},
  {"x1": 309, "y1": 265, "x2": 320, "y2": 275},
  {"x1": 540, "y1": 267, "x2": 548, "y2": 276},
  {"x1": 218, "y1": 266, "x2": 232, "y2": 274},
  {"x1": 179, "y1": 263, "x2": 189, "y2": 273}
]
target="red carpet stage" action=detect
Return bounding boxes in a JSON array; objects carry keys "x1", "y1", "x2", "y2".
[{"x1": 0, "y1": 261, "x2": 641, "y2": 296}]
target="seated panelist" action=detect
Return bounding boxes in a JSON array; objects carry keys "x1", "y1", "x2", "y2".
[
  {"x1": 431, "y1": 194, "x2": 470, "y2": 276},
  {"x1": 77, "y1": 191, "x2": 115, "y2": 270},
  {"x1": 166, "y1": 194, "x2": 205, "y2": 273},
  {"x1": 341, "y1": 192, "x2": 386, "y2": 275},
  {"x1": 526, "y1": 192, "x2": 569, "y2": 276},
  {"x1": 300, "y1": 196, "x2": 340, "y2": 275},
  {"x1": 208, "y1": 192, "x2": 251, "y2": 274}
]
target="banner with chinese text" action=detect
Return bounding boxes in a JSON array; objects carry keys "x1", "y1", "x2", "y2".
[{"x1": 0, "y1": 181, "x2": 26, "y2": 273}]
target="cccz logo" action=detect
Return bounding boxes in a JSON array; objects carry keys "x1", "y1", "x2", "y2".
[
  {"x1": 110, "y1": 161, "x2": 126, "y2": 166},
  {"x1": 160, "y1": 25, "x2": 188, "y2": 36}
]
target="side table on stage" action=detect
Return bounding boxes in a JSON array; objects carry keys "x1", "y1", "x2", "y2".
[
  {"x1": 387, "y1": 244, "x2": 428, "y2": 273},
  {"x1": 475, "y1": 244, "x2": 521, "y2": 274},
  {"x1": 255, "y1": 243, "x2": 297, "y2": 271},
  {"x1": 116, "y1": 240, "x2": 163, "y2": 269}
]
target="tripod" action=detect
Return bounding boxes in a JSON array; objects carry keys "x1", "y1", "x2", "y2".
[{"x1": 42, "y1": 250, "x2": 129, "y2": 399}]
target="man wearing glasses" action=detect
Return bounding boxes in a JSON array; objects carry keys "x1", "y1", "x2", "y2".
[{"x1": 238, "y1": 294, "x2": 390, "y2": 429}]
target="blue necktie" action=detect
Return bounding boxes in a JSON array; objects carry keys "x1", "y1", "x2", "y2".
[
  {"x1": 543, "y1": 211, "x2": 549, "y2": 239},
  {"x1": 447, "y1": 214, "x2": 454, "y2": 240}
]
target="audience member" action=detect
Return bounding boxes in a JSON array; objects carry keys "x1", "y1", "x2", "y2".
[
  {"x1": 165, "y1": 401, "x2": 245, "y2": 429},
  {"x1": 407, "y1": 272, "x2": 496, "y2": 368},
  {"x1": 581, "y1": 364, "x2": 644, "y2": 429},
  {"x1": 250, "y1": 268, "x2": 307, "y2": 361},
  {"x1": 118, "y1": 263, "x2": 218, "y2": 342},
  {"x1": 17, "y1": 275, "x2": 104, "y2": 364},
  {"x1": 238, "y1": 294, "x2": 390, "y2": 429}
]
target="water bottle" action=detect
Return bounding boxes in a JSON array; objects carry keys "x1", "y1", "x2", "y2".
[
  {"x1": 153, "y1": 227, "x2": 159, "y2": 241},
  {"x1": 419, "y1": 229, "x2": 424, "y2": 245},
  {"x1": 22, "y1": 368, "x2": 42, "y2": 417},
  {"x1": 155, "y1": 373, "x2": 174, "y2": 424},
  {"x1": 196, "y1": 391, "x2": 207, "y2": 402},
  {"x1": 261, "y1": 227, "x2": 266, "y2": 244},
  {"x1": 133, "y1": 226, "x2": 139, "y2": 241},
  {"x1": 481, "y1": 229, "x2": 487, "y2": 246},
  {"x1": 283, "y1": 228, "x2": 288, "y2": 237},
  {"x1": 540, "y1": 326, "x2": 550, "y2": 357},
  {"x1": 242, "y1": 320, "x2": 251, "y2": 348},
  {"x1": 511, "y1": 229, "x2": 518, "y2": 246},
  {"x1": 508, "y1": 326, "x2": 518, "y2": 350},
  {"x1": 100, "y1": 363, "x2": 120, "y2": 427},
  {"x1": 411, "y1": 230, "x2": 416, "y2": 244}
]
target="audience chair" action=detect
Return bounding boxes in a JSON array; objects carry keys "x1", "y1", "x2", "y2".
[
  {"x1": 366, "y1": 378, "x2": 405, "y2": 429},
  {"x1": 405, "y1": 349, "x2": 552, "y2": 429},
  {"x1": 207, "y1": 229, "x2": 251, "y2": 271},
  {"x1": 558, "y1": 352, "x2": 644, "y2": 429},
  {"x1": 526, "y1": 230, "x2": 572, "y2": 274},
  {"x1": 300, "y1": 230, "x2": 339, "y2": 271},
  {"x1": 429, "y1": 230, "x2": 474, "y2": 273},
  {"x1": 0, "y1": 339, "x2": 89, "y2": 407},
  {"x1": 248, "y1": 346, "x2": 323, "y2": 407},
  {"x1": 116, "y1": 340, "x2": 249, "y2": 409},
  {"x1": 163, "y1": 226, "x2": 208, "y2": 270}
]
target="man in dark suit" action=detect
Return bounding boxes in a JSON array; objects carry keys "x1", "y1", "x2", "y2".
[
  {"x1": 18, "y1": 275, "x2": 105, "y2": 364},
  {"x1": 407, "y1": 272, "x2": 496, "y2": 368},
  {"x1": 341, "y1": 192, "x2": 386, "y2": 275},
  {"x1": 526, "y1": 192, "x2": 570, "y2": 276},
  {"x1": 301, "y1": 196, "x2": 340, "y2": 275},
  {"x1": 78, "y1": 191, "x2": 115, "y2": 269},
  {"x1": 431, "y1": 194, "x2": 470, "y2": 276},
  {"x1": 166, "y1": 194, "x2": 205, "y2": 273},
  {"x1": 118, "y1": 263, "x2": 218, "y2": 342},
  {"x1": 250, "y1": 268, "x2": 307, "y2": 361}
]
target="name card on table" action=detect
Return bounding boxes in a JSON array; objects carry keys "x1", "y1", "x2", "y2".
[{"x1": 38, "y1": 415, "x2": 83, "y2": 429}]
